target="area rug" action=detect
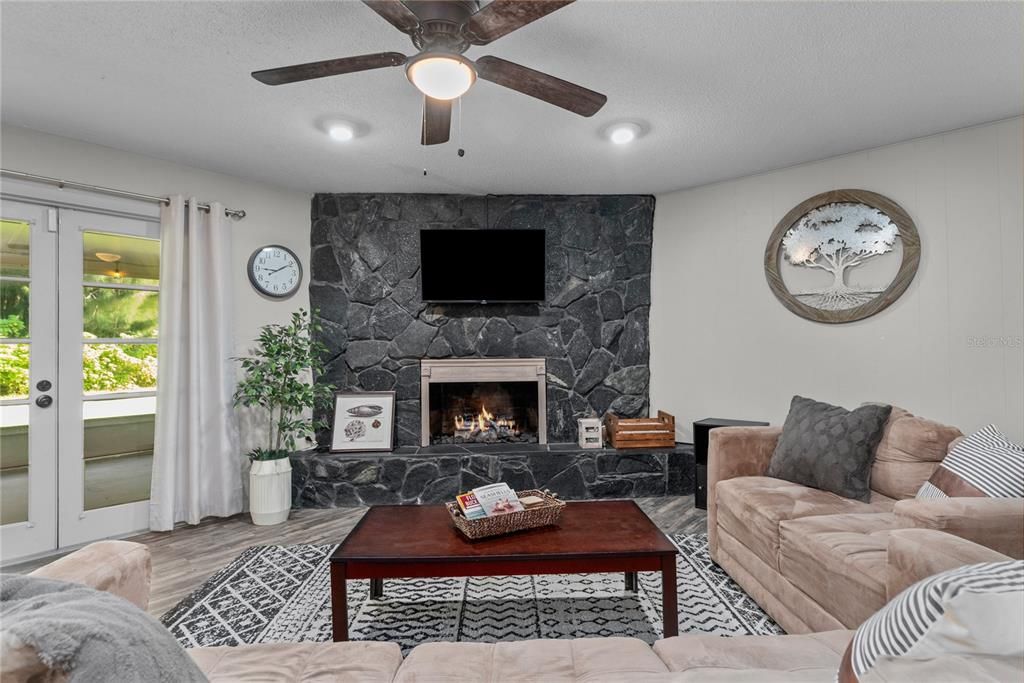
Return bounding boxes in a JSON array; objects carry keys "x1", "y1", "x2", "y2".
[{"x1": 161, "y1": 533, "x2": 782, "y2": 653}]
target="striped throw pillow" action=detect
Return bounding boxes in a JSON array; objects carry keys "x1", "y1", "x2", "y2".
[
  {"x1": 916, "y1": 424, "x2": 1024, "y2": 499},
  {"x1": 839, "y1": 561, "x2": 1024, "y2": 682}
]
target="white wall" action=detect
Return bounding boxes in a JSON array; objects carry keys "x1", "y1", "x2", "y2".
[
  {"x1": 651, "y1": 117, "x2": 1024, "y2": 443},
  {"x1": 1, "y1": 124, "x2": 312, "y2": 450}
]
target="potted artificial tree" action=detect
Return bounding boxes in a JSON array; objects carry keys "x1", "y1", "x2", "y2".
[{"x1": 234, "y1": 309, "x2": 333, "y2": 525}]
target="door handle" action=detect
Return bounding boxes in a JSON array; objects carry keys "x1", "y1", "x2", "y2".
[{"x1": 35, "y1": 395, "x2": 53, "y2": 408}]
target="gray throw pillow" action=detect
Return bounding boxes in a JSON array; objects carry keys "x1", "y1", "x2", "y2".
[{"x1": 766, "y1": 395, "x2": 892, "y2": 502}]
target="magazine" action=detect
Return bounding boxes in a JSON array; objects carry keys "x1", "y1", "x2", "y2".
[
  {"x1": 455, "y1": 491, "x2": 487, "y2": 520},
  {"x1": 472, "y1": 483, "x2": 526, "y2": 517}
]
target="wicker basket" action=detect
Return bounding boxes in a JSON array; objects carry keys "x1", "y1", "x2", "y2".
[{"x1": 446, "y1": 489, "x2": 566, "y2": 540}]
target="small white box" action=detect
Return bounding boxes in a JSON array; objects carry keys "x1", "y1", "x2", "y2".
[{"x1": 577, "y1": 418, "x2": 604, "y2": 449}]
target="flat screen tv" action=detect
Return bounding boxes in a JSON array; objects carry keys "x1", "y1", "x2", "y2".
[{"x1": 420, "y1": 229, "x2": 546, "y2": 303}]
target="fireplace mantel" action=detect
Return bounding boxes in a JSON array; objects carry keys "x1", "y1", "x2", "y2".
[{"x1": 419, "y1": 358, "x2": 547, "y2": 447}]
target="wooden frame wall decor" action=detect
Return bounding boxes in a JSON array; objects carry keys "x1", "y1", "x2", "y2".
[
  {"x1": 764, "y1": 189, "x2": 921, "y2": 324},
  {"x1": 330, "y1": 390, "x2": 396, "y2": 452}
]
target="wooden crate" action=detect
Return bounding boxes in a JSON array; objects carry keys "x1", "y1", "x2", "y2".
[{"x1": 605, "y1": 411, "x2": 676, "y2": 449}]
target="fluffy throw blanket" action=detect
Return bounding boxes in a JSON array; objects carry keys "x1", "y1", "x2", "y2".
[{"x1": 0, "y1": 574, "x2": 206, "y2": 682}]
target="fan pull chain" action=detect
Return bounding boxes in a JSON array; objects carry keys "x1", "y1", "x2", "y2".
[{"x1": 457, "y1": 97, "x2": 465, "y2": 157}]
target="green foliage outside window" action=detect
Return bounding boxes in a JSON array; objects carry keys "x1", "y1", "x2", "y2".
[
  {"x1": 82, "y1": 341, "x2": 158, "y2": 394},
  {"x1": 0, "y1": 277, "x2": 160, "y2": 398},
  {"x1": 84, "y1": 287, "x2": 159, "y2": 338},
  {"x1": 0, "y1": 343, "x2": 30, "y2": 398},
  {"x1": 0, "y1": 339, "x2": 158, "y2": 398},
  {"x1": 1, "y1": 282, "x2": 29, "y2": 338},
  {"x1": 0, "y1": 315, "x2": 26, "y2": 338}
]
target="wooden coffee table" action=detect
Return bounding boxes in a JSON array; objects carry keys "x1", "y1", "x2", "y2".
[{"x1": 329, "y1": 499, "x2": 678, "y2": 641}]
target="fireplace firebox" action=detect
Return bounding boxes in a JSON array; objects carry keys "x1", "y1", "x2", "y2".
[
  {"x1": 420, "y1": 359, "x2": 547, "y2": 447},
  {"x1": 429, "y1": 382, "x2": 539, "y2": 444}
]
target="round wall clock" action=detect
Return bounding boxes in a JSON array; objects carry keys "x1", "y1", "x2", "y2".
[{"x1": 247, "y1": 245, "x2": 302, "y2": 299}]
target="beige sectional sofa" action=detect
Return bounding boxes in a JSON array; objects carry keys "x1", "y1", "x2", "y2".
[
  {"x1": 7, "y1": 529, "x2": 1016, "y2": 682},
  {"x1": 707, "y1": 410, "x2": 1024, "y2": 634}
]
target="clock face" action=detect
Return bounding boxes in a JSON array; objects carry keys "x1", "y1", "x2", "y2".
[{"x1": 248, "y1": 245, "x2": 302, "y2": 298}]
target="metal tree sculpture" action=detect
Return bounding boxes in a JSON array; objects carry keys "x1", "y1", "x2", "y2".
[{"x1": 781, "y1": 202, "x2": 899, "y2": 310}]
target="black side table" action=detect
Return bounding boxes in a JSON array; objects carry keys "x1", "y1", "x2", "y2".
[{"x1": 694, "y1": 418, "x2": 769, "y2": 510}]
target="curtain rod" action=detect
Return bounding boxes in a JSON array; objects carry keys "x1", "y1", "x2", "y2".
[{"x1": 0, "y1": 168, "x2": 246, "y2": 219}]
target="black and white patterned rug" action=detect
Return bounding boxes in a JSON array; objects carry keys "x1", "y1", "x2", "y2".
[{"x1": 161, "y1": 533, "x2": 781, "y2": 653}]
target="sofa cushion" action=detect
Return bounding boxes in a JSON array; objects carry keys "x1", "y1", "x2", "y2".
[
  {"x1": 779, "y1": 513, "x2": 905, "y2": 628},
  {"x1": 857, "y1": 654, "x2": 1024, "y2": 682},
  {"x1": 717, "y1": 532, "x2": 847, "y2": 633},
  {"x1": 767, "y1": 396, "x2": 892, "y2": 502},
  {"x1": 653, "y1": 630, "x2": 850, "y2": 672},
  {"x1": 892, "y1": 497, "x2": 1024, "y2": 560},
  {"x1": 870, "y1": 407, "x2": 961, "y2": 500},
  {"x1": 716, "y1": 477, "x2": 896, "y2": 571},
  {"x1": 189, "y1": 641, "x2": 403, "y2": 682},
  {"x1": 393, "y1": 637, "x2": 669, "y2": 682},
  {"x1": 885, "y1": 529, "x2": 1013, "y2": 600}
]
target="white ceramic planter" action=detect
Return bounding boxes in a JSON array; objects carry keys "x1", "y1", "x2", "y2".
[{"x1": 249, "y1": 457, "x2": 292, "y2": 526}]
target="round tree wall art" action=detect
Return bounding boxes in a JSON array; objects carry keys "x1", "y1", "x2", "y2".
[{"x1": 764, "y1": 189, "x2": 920, "y2": 323}]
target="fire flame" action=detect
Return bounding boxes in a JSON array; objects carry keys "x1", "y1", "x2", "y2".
[{"x1": 454, "y1": 404, "x2": 516, "y2": 433}]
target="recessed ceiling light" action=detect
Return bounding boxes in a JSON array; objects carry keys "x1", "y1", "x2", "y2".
[
  {"x1": 328, "y1": 123, "x2": 355, "y2": 142},
  {"x1": 608, "y1": 123, "x2": 641, "y2": 145}
]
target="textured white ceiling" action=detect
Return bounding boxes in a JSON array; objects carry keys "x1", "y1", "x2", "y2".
[{"x1": 2, "y1": 1, "x2": 1022, "y2": 195}]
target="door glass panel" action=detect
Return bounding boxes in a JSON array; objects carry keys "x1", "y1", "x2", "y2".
[
  {"x1": 1, "y1": 281, "x2": 30, "y2": 338},
  {"x1": 0, "y1": 343, "x2": 30, "y2": 399},
  {"x1": 82, "y1": 343, "x2": 157, "y2": 395},
  {"x1": 83, "y1": 397, "x2": 154, "y2": 510},
  {"x1": 80, "y1": 229, "x2": 158, "y2": 511},
  {"x1": 83, "y1": 232, "x2": 159, "y2": 285},
  {"x1": 0, "y1": 220, "x2": 30, "y2": 278},
  {"x1": 83, "y1": 288, "x2": 158, "y2": 339},
  {"x1": 0, "y1": 218, "x2": 31, "y2": 527},
  {"x1": 0, "y1": 404, "x2": 29, "y2": 524}
]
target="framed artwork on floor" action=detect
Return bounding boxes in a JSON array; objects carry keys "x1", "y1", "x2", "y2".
[{"x1": 330, "y1": 390, "x2": 396, "y2": 452}]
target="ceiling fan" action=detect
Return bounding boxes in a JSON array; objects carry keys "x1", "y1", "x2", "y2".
[{"x1": 251, "y1": 0, "x2": 607, "y2": 145}]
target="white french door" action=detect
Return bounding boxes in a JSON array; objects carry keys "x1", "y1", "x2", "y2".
[
  {"x1": 0, "y1": 202, "x2": 58, "y2": 558},
  {"x1": 57, "y1": 209, "x2": 160, "y2": 547},
  {"x1": 1, "y1": 199, "x2": 160, "y2": 561}
]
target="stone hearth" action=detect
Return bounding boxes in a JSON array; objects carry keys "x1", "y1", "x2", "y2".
[{"x1": 290, "y1": 443, "x2": 695, "y2": 508}]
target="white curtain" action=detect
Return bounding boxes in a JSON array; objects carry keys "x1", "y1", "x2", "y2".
[{"x1": 150, "y1": 196, "x2": 242, "y2": 531}]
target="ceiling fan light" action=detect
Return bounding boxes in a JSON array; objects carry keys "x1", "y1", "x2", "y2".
[{"x1": 407, "y1": 54, "x2": 476, "y2": 100}]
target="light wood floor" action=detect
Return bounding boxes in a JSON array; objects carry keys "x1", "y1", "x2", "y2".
[{"x1": 10, "y1": 496, "x2": 707, "y2": 618}]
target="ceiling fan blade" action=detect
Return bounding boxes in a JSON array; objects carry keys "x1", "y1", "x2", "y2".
[
  {"x1": 462, "y1": 0, "x2": 575, "y2": 45},
  {"x1": 362, "y1": 0, "x2": 421, "y2": 34},
  {"x1": 474, "y1": 55, "x2": 606, "y2": 117},
  {"x1": 421, "y1": 96, "x2": 452, "y2": 145},
  {"x1": 252, "y1": 52, "x2": 407, "y2": 85}
]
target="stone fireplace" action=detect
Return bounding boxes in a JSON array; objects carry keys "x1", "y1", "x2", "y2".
[
  {"x1": 420, "y1": 358, "x2": 547, "y2": 447},
  {"x1": 310, "y1": 193, "x2": 655, "y2": 448}
]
